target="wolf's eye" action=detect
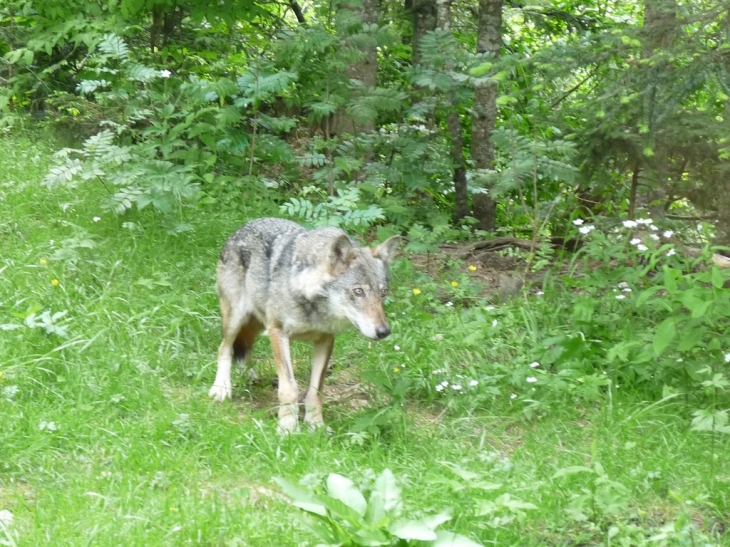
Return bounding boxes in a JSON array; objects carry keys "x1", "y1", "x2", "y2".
[{"x1": 353, "y1": 287, "x2": 365, "y2": 297}]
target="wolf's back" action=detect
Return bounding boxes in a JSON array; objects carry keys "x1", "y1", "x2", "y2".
[{"x1": 218, "y1": 218, "x2": 303, "y2": 271}]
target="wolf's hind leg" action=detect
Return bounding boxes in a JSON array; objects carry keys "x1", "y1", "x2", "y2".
[
  {"x1": 233, "y1": 317, "x2": 263, "y2": 380},
  {"x1": 210, "y1": 303, "x2": 261, "y2": 401},
  {"x1": 303, "y1": 335, "x2": 334, "y2": 428}
]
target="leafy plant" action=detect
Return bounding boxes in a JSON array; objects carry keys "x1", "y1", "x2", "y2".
[{"x1": 275, "y1": 469, "x2": 484, "y2": 546}]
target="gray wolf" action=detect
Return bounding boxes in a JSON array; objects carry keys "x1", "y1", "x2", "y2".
[{"x1": 209, "y1": 218, "x2": 401, "y2": 432}]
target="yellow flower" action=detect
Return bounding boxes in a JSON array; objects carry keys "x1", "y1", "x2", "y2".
[
  {"x1": 393, "y1": 367, "x2": 400, "y2": 373},
  {"x1": 51, "y1": 279, "x2": 60, "y2": 286},
  {"x1": 169, "y1": 507, "x2": 177, "y2": 512},
  {"x1": 468, "y1": 265, "x2": 477, "y2": 272},
  {"x1": 40, "y1": 259, "x2": 47, "y2": 265},
  {"x1": 451, "y1": 281, "x2": 459, "y2": 287},
  {"x1": 412, "y1": 288, "x2": 422, "y2": 295}
]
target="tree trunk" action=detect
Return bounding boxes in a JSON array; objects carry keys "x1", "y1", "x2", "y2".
[
  {"x1": 638, "y1": 0, "x2": 677, "y2": 220},
  {"x1": 409, "y1": 0, "x2": 437, "y2": 65},
  {"x1": 470, "y1": 0, "x2": 502, "y2": 232},
  {"x1": 331, "y1": 0, "x2": 379, "y2": 135},
  {"x1": 714, "y1": 179, "x2": 730, "y2": 253},
  {"x1": 435, "y1": 0, "x2": 469, "y2": 224}
]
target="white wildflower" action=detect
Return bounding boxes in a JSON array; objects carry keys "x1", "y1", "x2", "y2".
[
  {"x1": 573, "y1": 219, "x2": 585, "y2": 226},
  {"x1": 452, "y1": 384, "x2": 462, "y2": 391},
  {"x1": 432, "y1": 369, "x2": 443, "y2": 374},
  {"x1": 39, "y1": 420, "x2": 57, "y2": 432},
  {"x1": 435, "y1": 385, "x2": 444, "y2": 392},
  {"x1": 469, "y1": 380, "x2": 478, "y2": 387},
  {"x1": 666, "y1": 248, "x2": 676, "y2": 257},
  {"x1": 526, "y1": 377, "x2": 538, "y2": 383},
  {"x1": 579, "y1": 225, "x2": 595, "y2": 235},
  {"x1": 630, "y1": 238, "x2": 641, "y2": 245},
  {"x1": 159, "y1": 69, "x2": 171, "y2": 78},
  {"x1": 637, "y1": 244, "x2": 648, "y2": 251},
  {"x1": 663, "y1": 230, "x2": 674, "y2": 238},
  {"x1": 636, "y1": 218, "x2": 653, "y2": 225},
  {"x1": 445, "y1": 302, "x2": 453, "y2": 307},
  {"x1": 93, "y1": 216, "x2": 101, "y2": 222},
  {"x1": 649, "y1": 224, "x2": 658, "y2": 231},
  {"x1": 485, "y1": 306, "x2": 495, "y2": 311},
  {"x1": 618, "y1": 281, "x2": 629, "y2": 289},
  {"x1": 394, "y1": 345, "x2": 400, "y2": 351},
  {"x1": 441, "y1": 381, "x2": 449, "y2": 387},
  {"x1": 622, "y1": 220, "x2": 638, "y2": 228},
  {"x1": 510, "y1": 394, "x2": 517, "y2": 399},
  {"x1": 492, "y1": 320, "x2": 498, "y2": 327},
  {"x1": 725, "y1": 353, "x2": 730, "y2": 363},
  {"x1": 615, "y1": 294, "x2": 626, "y2": 300},
  {"x1": 529, "y1": 361, "x2": 540, "y2": 368},
  {"x1": 536, "y1": 290, "x2": 544, "y2": 296},
  {"x1": 622, "y1": 288, "x2": 632, "y2": 293},
  {"x1": 650, "y1": 234, "x2": 660, "y2": 241},
  {"x1": 2, "y1": 385, "x2": 19, "y2": 399}
]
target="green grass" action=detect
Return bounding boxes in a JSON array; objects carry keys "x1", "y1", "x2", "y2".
[{"x1": 0, "y1": 132, "x2": 728, "y2": 546}]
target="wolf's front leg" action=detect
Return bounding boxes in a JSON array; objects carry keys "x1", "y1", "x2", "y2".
[
  {"x1": 303, "y1": 335, "x2": 334, "y2": 428},
  {"x1": 269, "y1": 326, "x2": 299, "y2": 433}
]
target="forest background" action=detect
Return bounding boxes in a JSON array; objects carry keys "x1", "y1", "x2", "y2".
[{"x1": 1, "y1": 0, "x2": 730, "y2": 544}]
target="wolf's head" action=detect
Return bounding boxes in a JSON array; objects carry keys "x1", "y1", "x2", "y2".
[{"x1": 323, "y1": 233, "x2": 401, "y2": 340}]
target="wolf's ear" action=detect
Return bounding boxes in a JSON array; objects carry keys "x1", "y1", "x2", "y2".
[
  {"x1": 327, "y1": 234, "x2": 356, "y2": 276},
  {"x1": 372, "y1": 235, "x2": 402, "y2": 267}
]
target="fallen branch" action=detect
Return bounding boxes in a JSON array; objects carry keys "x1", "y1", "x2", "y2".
[
  {"x1": 679, "y1": 244, "x2": 730, "y2": 269},
  {"x1": 457, "y1": 237, "x2": 542, "y2": 258}
]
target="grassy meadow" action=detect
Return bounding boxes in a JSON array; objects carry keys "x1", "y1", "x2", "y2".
[{"x1": 0, "y1": 132, "x2": 728, "y2": 546}]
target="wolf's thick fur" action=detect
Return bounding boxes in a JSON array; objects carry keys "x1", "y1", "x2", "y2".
[{"x1": 209, "y1": 218, "x2": 400, "y2": 432}]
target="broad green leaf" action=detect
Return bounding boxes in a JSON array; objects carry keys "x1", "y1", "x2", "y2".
[
  {"x1": 352, "y1": 527, "x2": 390, "y2": 546},
  {"x1": 653, "y1": 318, "x2": 676, "y2": 356},
  {"x1": 388, "y1": 519, "x2": 437, "y2": 541},
  {"x1": 468, "y1": 62, "x2": 492, "y2": 77},
  {"x1": 422, "y1": 510, "x2": 452, "y2": 530},
  {"x1": 676, "y1": 326, "x2": 702, "y2": 351},
  {"x1": 690, "y1": 300, "x2": 712, "y2": 319},
  {"x1": 374, "y1": 469, "x2": 401, "y2": 513},
  {"x1": 711, "y1": 266, "x2": 724, "y2": 289},
  {"x1": 433, "y1": 530, "x2": 485, "y2": 547},
  {"x1": 320, "y1": 494, "x2": 367, "y2": 525},
  {"x1": 292, "y1": 513, "x2": 339, "y2": 544},
  {"x1": 636, "y1": 285, "x2": 665, "y2": 307},
  {"x1": 495, "y1": 493, "x2": 538, "y2": 511},
  {"x1": 691, "y1": 409, "x2": 728, "y2": 432},
  {"x1": 327, "y1": 474, "x2": 367, "y2": 516},
  {"x1": 273, "y1": 477, "x2": 327, "y2": 516},
  {"x1": 662, "y1": 266, "x2": 677, "y2": 293},
  {"x1": 496, "y1": 95, "x2": 518, "y2": 106}
]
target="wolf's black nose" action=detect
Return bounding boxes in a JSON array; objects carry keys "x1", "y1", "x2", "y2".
[{"x1": 375, "y1": 325, "x2": 391, "y2": 339}]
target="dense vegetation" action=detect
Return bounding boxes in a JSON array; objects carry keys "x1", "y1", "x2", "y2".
[{"x1": 1, "y1": 0, "x2": 730, "y2": 544}]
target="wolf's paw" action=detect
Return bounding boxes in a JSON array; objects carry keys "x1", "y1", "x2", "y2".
[
  {"x1": 277, "y1": 412, "x2": 299, "y2": 435},
  {"x1": 208, "y1": 382, "x2": 232, "y2": 402},
  {"x1": 303, "y1": 412, "x2": 324, "y2": 430}
]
